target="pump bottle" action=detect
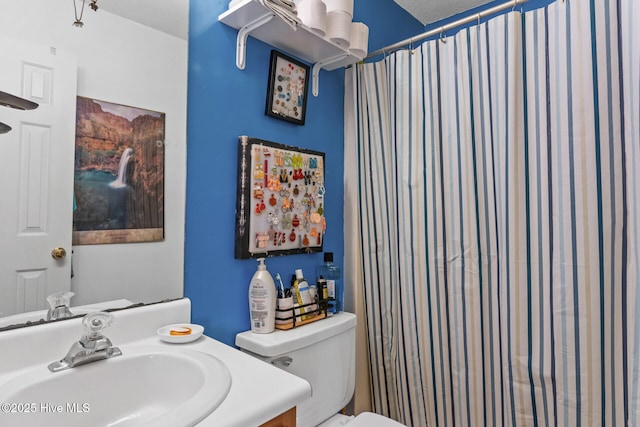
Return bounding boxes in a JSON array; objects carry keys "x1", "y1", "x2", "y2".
[{"x1": 248, "y1": 258, "x2": 276, "y2": 333}]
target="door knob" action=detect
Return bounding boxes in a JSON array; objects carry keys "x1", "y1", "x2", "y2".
[{"x1": 51, "y1": 247, "x2": 67, "y2": 260}]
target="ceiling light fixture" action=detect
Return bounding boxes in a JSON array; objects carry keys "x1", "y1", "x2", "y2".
[
  {"x1": 0, "y1": 90, "x2": 39, "y2": 135},
  {"x1": 73, "y1": 0, "x2": 99, "y2": 28},
  {"x1": 0, "y1": 122, "x2": 12, "y2": 134},
  {"x1": 0, "y1": 90, "x2": 39, "y2": 111}
]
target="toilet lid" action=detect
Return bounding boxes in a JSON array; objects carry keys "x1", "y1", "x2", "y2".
[{"x1": 349, "y1": 412, "x2": 407, "y2": 427}]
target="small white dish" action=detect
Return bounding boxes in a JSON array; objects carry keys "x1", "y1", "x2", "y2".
[{"x1": 157, "y1": 323, "x2": 204, "y2": 344}]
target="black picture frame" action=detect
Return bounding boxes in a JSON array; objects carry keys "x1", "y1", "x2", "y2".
[
  {"x1": 265, "y1": 50, "x2": 310, "y2": 126},
  {"x1": 234, "y1": 136, "x2": 326, "y2": 259}
]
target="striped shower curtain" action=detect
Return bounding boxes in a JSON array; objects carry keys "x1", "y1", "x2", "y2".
[{"x1": 344, "y1": 0, "x2": 640, "y2": 425}]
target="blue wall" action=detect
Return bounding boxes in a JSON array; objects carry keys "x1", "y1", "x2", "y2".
[{"x1": 185, "y1": 0, "x2": 422, "y2": 346}]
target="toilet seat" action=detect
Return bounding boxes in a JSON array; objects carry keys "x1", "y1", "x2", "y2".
[
  {"x1": 317, "y1": 413, "x2": 354, "y2": 426},
  {"x1": 318, "y1": 412, "x2": 406, "y2": 427},
  {"x1": 348, "y1": 412, "x2": 406, "y2": 427}
]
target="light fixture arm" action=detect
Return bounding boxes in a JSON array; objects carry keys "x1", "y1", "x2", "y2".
[{"x1": 72, "y1": 0, "x2": 100, "y2": 28}]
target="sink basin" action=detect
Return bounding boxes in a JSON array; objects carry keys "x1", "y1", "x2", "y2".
[{"x1": 0, "y1": 345, "x2": 232, "y2": 427}]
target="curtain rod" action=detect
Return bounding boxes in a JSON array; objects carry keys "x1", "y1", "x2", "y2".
[{"x1": 365, "y1": 0, "x2": 530, "y2": 59}]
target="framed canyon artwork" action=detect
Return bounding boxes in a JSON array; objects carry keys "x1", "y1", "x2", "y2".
[{"x1": 72, "y1": 97, "x2": 165, "y2": 245}]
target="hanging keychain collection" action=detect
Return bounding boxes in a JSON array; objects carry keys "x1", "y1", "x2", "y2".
[{"x1": 250, "y1": 144, "x2": 326, "y2": 254}]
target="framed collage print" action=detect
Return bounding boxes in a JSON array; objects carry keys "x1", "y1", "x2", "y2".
[{"x1": 265, "y1": 50, "x2": 310, "y2": 126}]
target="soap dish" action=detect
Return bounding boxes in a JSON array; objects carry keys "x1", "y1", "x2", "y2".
[{"x1": 157, "y1": 323, "x2": 204, "y2": 343}]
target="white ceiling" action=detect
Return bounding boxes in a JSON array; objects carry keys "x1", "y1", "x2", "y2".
[
  {"x1": 97, "y1": 0, "x2": 189, "y2": 40},
  {"x1": 394, "y1": 0, "x2": 494, "y2": 25},
  {"x1": 96, "y1": 0, "x2": 494, "y2": 41}
]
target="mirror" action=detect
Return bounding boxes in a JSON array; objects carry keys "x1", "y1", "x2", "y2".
[{"x1": 0, "y1": 0, "x2": 189, "y2": 329}]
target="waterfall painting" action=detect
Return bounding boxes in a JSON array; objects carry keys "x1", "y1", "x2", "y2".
[{"x1": 72, "y1": 97, "x2": 165, "y2": 245}]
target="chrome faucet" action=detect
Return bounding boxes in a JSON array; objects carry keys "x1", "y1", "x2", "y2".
[
  {"x1": 48, "y1": 312, "x2": 122, "y2": 373},
  {"x1": 46, "y1": 291, "x2": 75, "y2": 321}
]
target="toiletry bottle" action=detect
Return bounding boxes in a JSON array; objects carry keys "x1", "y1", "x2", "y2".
[
  {"x1": 293, "y1": 268, "x2": 314, "y2": 320},
  {"x1": 317, "y1": 278, "x2": 328, "y2": 312},
  {"x1": 248, "y1": 258, "x2": 276, "y2": 333},
  {"x1": 317, "y1": 252, "x2": 342, "y2": 314},
  {"x1": 291, "y1": 274, "x2": 302, "y2": 322}
]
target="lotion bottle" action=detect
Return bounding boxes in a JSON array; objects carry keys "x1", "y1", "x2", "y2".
[{"x1": 249, "y1": 258, "x2": 276, "y2": 333}]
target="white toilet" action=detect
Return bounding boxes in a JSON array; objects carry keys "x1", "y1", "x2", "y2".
[{"x1": 235, "y1": 312, "x2": 405, "y2": 427}]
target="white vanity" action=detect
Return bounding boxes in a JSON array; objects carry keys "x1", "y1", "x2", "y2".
[{"x1": 0, "y1": 298, "x2": 311, "y2": 426}]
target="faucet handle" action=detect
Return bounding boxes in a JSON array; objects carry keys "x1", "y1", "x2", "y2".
[
  {"x1": 47, "y1": 291, "x2": 75, "y2": 308},
  {"x1": 46, "y1": 291, "x2": 75, "y2": 320},
  {"x1": 82, "y1": 312, "x2": 114, "y2": 339}
]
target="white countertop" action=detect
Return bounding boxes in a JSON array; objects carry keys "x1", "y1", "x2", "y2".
[
  {"x1": 146, "y1": 334, "x2": 311, "y2": 426},
  {"x1": 0, "y1": 299, "x2": 311, "y2": 427}
]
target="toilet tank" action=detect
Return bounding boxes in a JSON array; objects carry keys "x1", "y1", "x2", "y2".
[{"x1": 236, "y1": 312, "x2": 357, "y2": 427}]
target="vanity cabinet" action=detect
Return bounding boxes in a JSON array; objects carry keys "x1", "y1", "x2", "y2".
[{"x1": 260, "y1": 406, "x2": 296, "y2": 427}]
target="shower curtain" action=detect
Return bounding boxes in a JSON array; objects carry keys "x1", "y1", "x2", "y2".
[{"x1": 344, "y1": 0, "x2": 640, "y2": 425}]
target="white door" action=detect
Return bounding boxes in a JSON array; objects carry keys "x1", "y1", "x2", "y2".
[{"x1": 0, "y1": 36, "x2": 78, "y2": 317}]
